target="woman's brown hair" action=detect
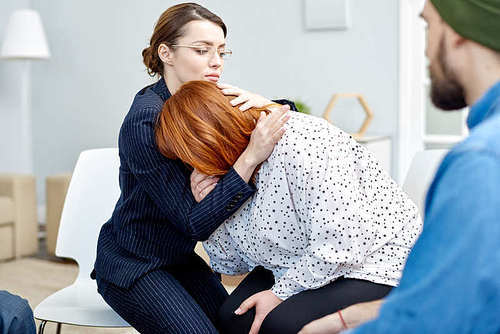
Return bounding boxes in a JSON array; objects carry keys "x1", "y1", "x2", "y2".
[
  {"x1": 155, "y1": 81, "x2": 271, "y2": 177},
  {"x1": 142, "y1": 3, "x2": 227, "y2": 77}
]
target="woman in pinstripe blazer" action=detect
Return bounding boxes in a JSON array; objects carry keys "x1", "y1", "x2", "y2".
[{"x1": 92, "y1": 3, "x2": 295, "y2": 334}]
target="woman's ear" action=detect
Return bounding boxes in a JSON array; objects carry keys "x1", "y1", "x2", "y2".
[{"x1": 158, "y1": 43, "x2": 174, "y2": 65}]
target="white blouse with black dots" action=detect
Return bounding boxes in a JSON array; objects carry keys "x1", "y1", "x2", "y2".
[{"x1": 203, "y1": 112, "x2": 422, "y2": 300}]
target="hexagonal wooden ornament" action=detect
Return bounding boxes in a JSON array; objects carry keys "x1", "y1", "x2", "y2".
[{"x1": 322, "y1": 93, "x2": 374, "y2": 140}]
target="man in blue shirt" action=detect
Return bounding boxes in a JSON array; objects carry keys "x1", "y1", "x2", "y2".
[
  {"x1": 300, "y1": 0, "x2": 500, "y2": 333},
  {"x1": 0, "y1": 290, "x2": 36, "y2": 334}
]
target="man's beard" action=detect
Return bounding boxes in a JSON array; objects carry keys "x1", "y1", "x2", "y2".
[{"x1": 430, "y1": 37, "x2": 467, "y2": 111}]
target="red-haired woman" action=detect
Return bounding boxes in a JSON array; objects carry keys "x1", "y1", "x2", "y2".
[
  {"x1": 92, "y1": 3, "x2": 295, "y2": 334},
  {"x1": 156, "y1": 80, "x2": 423, "y2": 334}
]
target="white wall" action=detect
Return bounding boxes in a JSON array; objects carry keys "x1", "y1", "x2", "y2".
[
  {"x1": 26, "y1": 0, "x2": 399, "y2": 204},
  {"x1": 0, "y1": 0, "x2": 31, "y2": 173}
]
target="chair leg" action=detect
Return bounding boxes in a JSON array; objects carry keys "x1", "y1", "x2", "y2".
[
  {"x1": 38, "y1": 320, "x2": 47, "y2": 334},
  {"x1": 56, "y1": 322, "x2": 62, "y2": 334}
]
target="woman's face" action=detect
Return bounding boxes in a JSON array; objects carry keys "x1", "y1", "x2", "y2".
[{"x1": 161, "y1": 20, "x2": 226, "y2": 92}]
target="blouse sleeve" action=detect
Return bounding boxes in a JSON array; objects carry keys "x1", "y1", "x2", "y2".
[
  {"x1": 271, "y1": 127, "x2": 419, "y2": 299},
  {"x1": 202, "y1": 224, "x2": 251, "y2": 275},
  {"x1": 120, "y1": 106, "x2": 256, "y2": 240}
]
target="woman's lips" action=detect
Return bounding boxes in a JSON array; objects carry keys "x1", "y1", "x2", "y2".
[{"x1": 205, "y1": 75, "x2": 220, "y2": 82}]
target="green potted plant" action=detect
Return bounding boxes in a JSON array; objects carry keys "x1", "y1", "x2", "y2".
[{"x1": 293, "y1": 99, "x2": 311, "y2": 114}]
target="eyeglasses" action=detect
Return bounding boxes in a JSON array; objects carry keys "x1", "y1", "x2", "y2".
[{"x1": 171, "y1": 44, "x2": 232, "y2": 59}]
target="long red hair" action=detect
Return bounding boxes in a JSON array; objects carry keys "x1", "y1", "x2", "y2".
[{"x1": 155, "y1": 80, "x2": 270, "y2": 176}]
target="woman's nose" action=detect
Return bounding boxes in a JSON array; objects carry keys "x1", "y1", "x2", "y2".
[{"x1": 209, "y1": 53, "x2": 222, "y2": 68}]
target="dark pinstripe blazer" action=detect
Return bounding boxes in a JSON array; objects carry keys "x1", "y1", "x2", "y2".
[{"x1": 93, "y1": 78, "x2": 296, "y2": 289}]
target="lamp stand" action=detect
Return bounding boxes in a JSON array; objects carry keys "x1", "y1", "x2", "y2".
[{"x1": 19, "y1": 59, "x2": 33, "y2": 173}]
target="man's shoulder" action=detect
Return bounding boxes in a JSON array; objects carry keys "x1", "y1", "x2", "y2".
[
  {"x1": 430, "y1": 111, "x2": 500, "y2": 192},
  {"x1": 457, "y1": 112, "x2": 500, "y2": 158},
  {"x1": 425, "y1": 116, "x2": 500, "y2": 222}
]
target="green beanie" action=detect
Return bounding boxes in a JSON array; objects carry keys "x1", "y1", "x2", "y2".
[{"x1": 431, "y1": 0, "x2": 500, "y2": 51}]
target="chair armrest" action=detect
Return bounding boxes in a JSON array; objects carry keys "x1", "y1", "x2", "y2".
[
  {"x1": 0, "y1": 174, "x2": 38, "y2": 257},
  {"x1": 46, "y1": 173, "x2": 72, "y2": 255}
]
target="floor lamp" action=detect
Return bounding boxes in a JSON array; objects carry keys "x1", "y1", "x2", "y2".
[{"x1": 1, "y1": 9, "x2": 50, "y2": 173}]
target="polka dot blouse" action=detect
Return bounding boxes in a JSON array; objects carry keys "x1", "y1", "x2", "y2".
[{"x1": 203, "y1": 112, "x2": 422, "y2": 300}]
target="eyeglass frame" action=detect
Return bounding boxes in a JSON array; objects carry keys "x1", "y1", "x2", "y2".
[{"x1": 170, "y1": 44, "x2": 233, "y2": 59}]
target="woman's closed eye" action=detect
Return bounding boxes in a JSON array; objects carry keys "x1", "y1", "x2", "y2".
[
  {"x1": 192, "y1": 46, "x2": 231, "y2": 58},
  {"x1": 194, "y1": 47, "x2": 210, "y2": 55}
]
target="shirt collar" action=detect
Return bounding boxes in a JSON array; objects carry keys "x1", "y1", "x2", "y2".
[
  {"x1": 467, "y1": 80, "x2": 500, "y2": 129},
  {"x1": 151, "y1": 77, "x2": 172, "y2": 102}
]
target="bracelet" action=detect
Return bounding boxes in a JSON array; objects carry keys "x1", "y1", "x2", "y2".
[{"x1": 337, "y1": 310, "x2": 348, "y2": 329}]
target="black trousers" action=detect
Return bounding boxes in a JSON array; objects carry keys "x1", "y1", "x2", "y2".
[{"x1": 218, "y1": 266, "x2": 392, "y2": 334}]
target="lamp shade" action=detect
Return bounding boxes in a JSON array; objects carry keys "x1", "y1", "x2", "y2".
[{"x1": 1, "y1": 9, "x2": 50, "y2": 59}]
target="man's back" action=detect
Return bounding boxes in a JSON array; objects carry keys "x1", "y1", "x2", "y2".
[{"x1": 353, "y1": 82, "x2": 500, "y2": 333}]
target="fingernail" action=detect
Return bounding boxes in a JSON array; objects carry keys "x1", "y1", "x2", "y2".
[{"x1": 234, "y1": 308, "x2": 241, "y2": 315}]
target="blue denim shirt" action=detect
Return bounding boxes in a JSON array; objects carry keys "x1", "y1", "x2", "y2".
[{"x1": 349, "y1": 81, "x2": 500, "y2": 334}]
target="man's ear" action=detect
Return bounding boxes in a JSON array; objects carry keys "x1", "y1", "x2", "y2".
[
  {"x1": 158, "y1": 43, "x2": 173, "y2": 65},
  {"x1": 446, "y1": 24, "x2": 466, "y2": 49}
]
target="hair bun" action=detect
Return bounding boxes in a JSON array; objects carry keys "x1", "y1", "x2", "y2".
[{"x1": 142, "y1": 46, "x2": 161, "y2": 77}]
